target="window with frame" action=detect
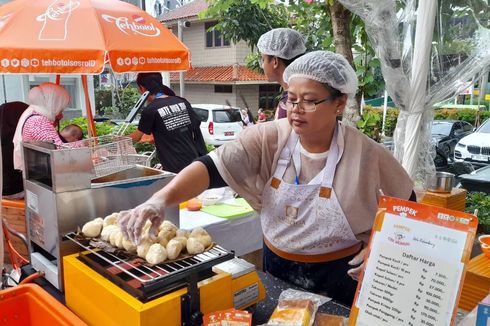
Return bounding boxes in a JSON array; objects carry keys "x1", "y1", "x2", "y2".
[
  {"x1": 205, "y1": 22, "x2": 230, "y2": 48},
  {"x1": 214, "y1": 85, "x2": 233, "y2": 93},
  {"x1": 259, "y1": 84, "x2": 281, "y2": 110}
]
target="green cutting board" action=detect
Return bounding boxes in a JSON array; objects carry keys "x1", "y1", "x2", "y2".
[{"x1": 200, "y1": 198, "x2": 255, "y2": 219}]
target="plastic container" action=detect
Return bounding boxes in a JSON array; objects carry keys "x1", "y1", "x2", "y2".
[
  {"x1": 479, "y1": 235, "x2": 490, "y2": 258},
  {"x1": 0, "y1": 284, "x2": 87, "y2": 326}
]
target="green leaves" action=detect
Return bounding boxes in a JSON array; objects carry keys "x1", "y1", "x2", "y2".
[
  {"x1": 202, "y1": 0, "x2": 288, "y2": 50},
  {"x1": 466, "y1": 192, "x2": 490, "y2": 232}
]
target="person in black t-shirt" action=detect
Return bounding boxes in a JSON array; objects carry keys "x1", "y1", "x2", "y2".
[
  {"x1": 130, "y1": 73, "x2": 207, "y2": 173},
  {"x1": 1, "y1": 101, "x2": 29, "y2": 198}
]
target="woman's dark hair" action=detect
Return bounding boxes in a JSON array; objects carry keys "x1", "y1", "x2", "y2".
[
  {"x1": 322, "y1": 83, "x2": 343, "y2": 99},
  {"x1": 267, "y1": 52, "x2": 305, "y2": 67},
  {"x1": 136, "y1": 73, "x2": 176, "y2": 96}
]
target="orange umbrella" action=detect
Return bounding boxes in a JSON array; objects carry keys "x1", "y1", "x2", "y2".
[
  {"x1": 0, "y1": 0, "x2": 190, "y2": 135},
  {"x1": 0, "y1": 0, "x2": 189, "y2": 74}
]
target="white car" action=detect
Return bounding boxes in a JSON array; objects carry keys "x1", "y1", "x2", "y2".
[
  {"x1": 454, "y1": 118, "x2": 490, "y2": 166},
  {"x1": 191, "y1": 104, "x2": 244, "y2": 146}
]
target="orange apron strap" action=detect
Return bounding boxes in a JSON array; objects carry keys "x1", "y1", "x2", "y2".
[{"x1": 264, "y1": 237, "x2": 362, "y2": 263}]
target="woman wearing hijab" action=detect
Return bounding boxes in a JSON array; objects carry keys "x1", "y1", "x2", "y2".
[
  {"x1": 118, "y1": 51, "x2": 413, "y2": 305},
  {"x1": 13, "y1": 82, "x2": 71, "y2": 171}
]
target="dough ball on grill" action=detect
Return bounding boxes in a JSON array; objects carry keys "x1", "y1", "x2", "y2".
[
  {"x1": 146, "y1": 244, "x2": 168, "y2": 265},
  {"x1": 173, "y1": 236, "x2": 188, "y2": 249},
  {"x1": 187, "y1": 237, "x2": 205, "y2": 255},
  {"x1": 166, "y1": 239, "x2": 183, "y2": 260},
  {"x1": 137, "y1": 240, "x2": 153, "y2": 259},
  {"x1": 100, "y1": 225, "x2": 118, "y2": 242},
  {"x1": 176, "y1": 229, "x2": 190, "y2": 238},
  {"x1": 110, "y1": 230, "x2": 124, "y2": 249},
  {"x1": 193, "y1": 235, "x2": 212, "y2": 248},
  {"x1": 158, "y1": 229, "x2": 176, "y2": 243},
  {"x1": 122, "y1": 238, "x2": 136, "y2": 253},
  {"x1": 190, "y1": 227, "x2": 209, "y2": 238},
  {"x1": 158, "y1": 237, "x2": 169, "y2": 248},
  {"x1": 82, "y1": 218, "x2": 103, "y2": 238},
  {"x1": 103, "y1": 213, "x2": 118, "y2": 227},
  {"x1": 159, "y1": 220, "x2": 177, "y2": 233}
]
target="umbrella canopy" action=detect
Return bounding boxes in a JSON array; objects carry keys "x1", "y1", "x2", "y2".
[{"x1": 0, "y1": 0, "x2": 190, "y2": 74}]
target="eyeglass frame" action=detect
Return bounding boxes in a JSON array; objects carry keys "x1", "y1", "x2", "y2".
[{"x1": 284, "y1": 95, "x2": 337, "y2": 112}]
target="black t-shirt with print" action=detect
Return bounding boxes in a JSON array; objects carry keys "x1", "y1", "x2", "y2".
[{"x1": 138, "y1": 96, "x2": 207, "y2": 173}]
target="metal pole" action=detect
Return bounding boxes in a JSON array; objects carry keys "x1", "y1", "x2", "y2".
[
  {"x1": 1, "y1": 75, "x2": 7, "y2": 103},
  {"x1": 382, "y1": 90, "x2": 388, "y2": 136},
  {"x1": 178, "y1": 19, "x2": 185, "y2": 97}
]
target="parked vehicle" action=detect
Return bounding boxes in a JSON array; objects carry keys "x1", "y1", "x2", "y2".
[
  {"x1": 457, "y1": 165, "x2": 490, "y2": 193},
  {"x1": 455, "y1": 118, "x2": 490, "y2": 166},
  {"x1": 431, "y1": 120, "x2": 473, "y2": 158},
  {"x1": 191, "y1": 104, "x2": 244, "y2": 146}
]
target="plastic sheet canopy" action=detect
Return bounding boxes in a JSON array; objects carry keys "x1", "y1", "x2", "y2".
[{"x1": 339, "y1": 0, "x2": 490, "y2": 185}]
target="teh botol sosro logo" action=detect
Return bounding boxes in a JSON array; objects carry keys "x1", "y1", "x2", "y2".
[{"x1": 102, "y1": 14, "x2": 160, "y2": 37}]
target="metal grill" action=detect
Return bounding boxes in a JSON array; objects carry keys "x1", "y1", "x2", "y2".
[
  {"x1": 64, "y1": 232, "x2": 235, "y2": 302},
  {"x1": 482, "y1": 147, "x2": 490, "y2": 156},
  {"x1": 467, "y1": 145, "x2": 481, "y2": 154}
]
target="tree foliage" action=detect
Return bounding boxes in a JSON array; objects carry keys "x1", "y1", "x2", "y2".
[
  {"x1": 203, "y1": 0, "x2": 385, "y2": 102},
  {"x1": 201, "y1": 0, "x2": 288, "y2": 50}
]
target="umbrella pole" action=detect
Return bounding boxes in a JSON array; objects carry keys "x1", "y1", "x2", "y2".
[
  {"x1": 55, "y1": 75, "x2": 60, "y2": 85},
  {"x1": 82, "y1": 75, "x2": 96, "y2": 138}
]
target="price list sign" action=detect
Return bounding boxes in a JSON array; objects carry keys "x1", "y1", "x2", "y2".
[{"x1": 349, "y1": 196, "x2": 477, "y2": 326}]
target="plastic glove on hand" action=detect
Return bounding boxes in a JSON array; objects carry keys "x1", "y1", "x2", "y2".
[
  {"x1": 347, "y1": 247, "x2": 367, "y2": 281},
  {"x1": 119, "y1": 200, "x2": 165, "y2": 245}
]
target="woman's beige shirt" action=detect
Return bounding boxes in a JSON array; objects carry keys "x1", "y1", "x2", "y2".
[{"x1": 209, "y1": 119, "x2": 413, "y2": 236}]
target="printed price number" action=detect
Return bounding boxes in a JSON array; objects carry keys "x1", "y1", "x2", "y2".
[
  {"x1": 424, "y1": 304, "x2": 439, "y2": 313},
  {"x1": 421, "y1": 319, "x2": 435, "y2": 326},
  {"x1": 430, "y1": 278, "x2": 445, "y2": 287},
  {"x1": 428, "y1": 285, "x2": 444, "y2": 294},
  {"x1": 420, "y1": 311, "x2": 437, "y2": 322},
  {"x1": 425, "y1": 292, "x2": 442, "y2": 302},
  {"x1": 435, "y1": 272, "x2": 447, "y2": 280}
]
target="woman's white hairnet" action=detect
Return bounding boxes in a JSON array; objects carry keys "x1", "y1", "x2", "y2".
[
  {"x1": 283, "y1": 51, "x2": 358, "y2": 96},
  {"x1": 257, "y1": 28, "x2": 306, "y2": 60},
  {"x1": 28, "y1": 82, "x2": 70, "y2": 121}
]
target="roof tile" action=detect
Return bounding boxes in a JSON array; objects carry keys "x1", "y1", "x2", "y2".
[
  {"x1": 159, "y1": 0, "x2": 208, "y2": 22},
  {"x1": 170, "y1": 65, "x2": 267, "y2": 83}
]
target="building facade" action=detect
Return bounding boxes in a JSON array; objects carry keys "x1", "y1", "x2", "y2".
[{"x1": 160, "y1": 0, "x2": 279, "y2": 112}]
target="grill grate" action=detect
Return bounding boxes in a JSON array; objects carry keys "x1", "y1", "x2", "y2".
[
  {"x1": 467, "y1": 145, "x2": 481, "y2": 154},
  {"x1": 482, "y1": 147, "x2": 490, "y2": 156},
  {"x1": 64, "y1": 232, "x2": 235, "y2": 302}
]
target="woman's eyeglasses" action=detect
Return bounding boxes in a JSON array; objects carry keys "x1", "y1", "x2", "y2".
[{"x1": 285, "y1": 95, "x2": 336, "y2": 112}]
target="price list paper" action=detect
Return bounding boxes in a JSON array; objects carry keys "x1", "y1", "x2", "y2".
[{"x1": 349, "y1": 196, "x2": 477, "y2": 326}]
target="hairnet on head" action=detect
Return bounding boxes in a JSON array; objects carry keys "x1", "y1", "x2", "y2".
[
  {"x1": 283, "y1": 51, "x2": 358, "y2": 96},
  {"x1": 28, "y1": 82, "x2": 70, "y2": 121},
  {"x1": 257, "y1": 28, "x2": 306, "y2": 60}
]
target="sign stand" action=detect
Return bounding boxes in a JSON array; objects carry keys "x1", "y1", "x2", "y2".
[{"x1": 349, "y1": 196, "x2": 478, "y2": 326}]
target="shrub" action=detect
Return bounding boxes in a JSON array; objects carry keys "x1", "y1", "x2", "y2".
[{"x1": 466, "y1": 192, "x2": 490, "y2": 234}]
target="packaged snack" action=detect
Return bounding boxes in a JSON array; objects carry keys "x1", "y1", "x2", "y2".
[
  {"x1": 268, "y1": 299, "x2": 314, "y2": 326},
  {"x1": 267, "y1": 289, "x2": 330, "y2": 326},
  {"x1": 313, "y1": 313, "x2": 346, "y2": 326},
  {"x1": 203, "y1": 308, "x2": 252, "y2": 326}
]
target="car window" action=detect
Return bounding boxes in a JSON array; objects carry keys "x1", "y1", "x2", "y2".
[
  {"x1": 213, "y1": 109, "x2": 241, "y2": 123},
  {"x1": 431, "y1": 123, "x2": 452, "y2": 136},
  {"x1": 192, "y1": 107, "x2": 209, "y2": 122},
  {"x1": 477, "y1": 120, "x2": 490, "y2": 133}
]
